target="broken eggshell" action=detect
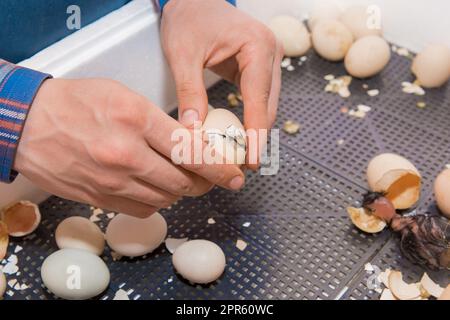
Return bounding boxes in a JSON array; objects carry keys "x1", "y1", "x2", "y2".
[
  {"x1": 105, "y1": 212, "x2": 167, "y2": 257},
  {"x1": 367, "y1": 153, "x2": 421, "y2": 210},
  {"x1": 388, "y1": 271, "x2": 421, "y2": 300},
  {"x1": 165, "y1": 237, "x2": 189, "y2": 254},
  {"x1": 0, "y1": 200, "x2": 41, "y2": 237},
  {"x1": 434, "y1": 168, "x2": 450, "y2": 218},
  {"x1": 438, "y1": 285, "x2": 450, "y2": 300},
  {"x1": 202, "y1": 108, "x2": 246, "y2": 165},
  {"x1": 420, "y1": 273, "x2": 444, "y2": 298},
  {"x1": 347, "y1": 207, "x2": 386, "y2": 233},
  {"x1": 55, "y1": 216, "x2": 105, "y2": 256}
]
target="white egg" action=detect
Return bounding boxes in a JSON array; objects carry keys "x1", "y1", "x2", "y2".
[
  {"x1": 345, "y1": 36, "x2": 391, "y2": 78},
  {"x1": 172, "y1": 240, "x2": 226, "y2": 284},
  {"x1": 312, "y1": 19, "x2": 353, "y2": 61},
  {"x1": 41, "y1": 248, "x2": 110, "y2": 300},
  {"x1": 340, "y1": 5, "x2": 383, "y2": 39},
  {"x1": 412, "y1": 44, "x2": 450, "y2": 88},
  {"x1": 105, "y1": 212, "x2": 167, "y2": 257},
  {"x1": 55, "y1": 216, "x2": 105, "y2": 256},
  {"x1": 202, "y1": 108, "x2": 246, "y2": 165},
  {"x1": 0, "y1": 271, "x2": 6, "y2": 298},
  {"x1": 268, "y1": 15, "x2": 311, "y2": 57},
  {"x1": 434, "y1": 169, "x2": 450, "y2": 218},
  {"x1": 308, "y1": 1, "x2": 342, "y2": 31}
]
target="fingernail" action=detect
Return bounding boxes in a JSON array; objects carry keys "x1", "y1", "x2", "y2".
[
  {"x1": 230, "y1": 176, "x2": 244, "y2": 190},
  {"x1": 181, "y1": 109, "x2": 199, "y2": 127}
]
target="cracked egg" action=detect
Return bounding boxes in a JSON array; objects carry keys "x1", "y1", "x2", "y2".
[
  {"x1": 0, "y1": 201, "x2": 41, "y2": 237},
  {"x1": 367, "y1": 153, "x2": 421, "y2": 209}
]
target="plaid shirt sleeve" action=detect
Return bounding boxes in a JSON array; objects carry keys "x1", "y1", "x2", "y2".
[
  {"x1": 155, "y1": 0, "x2": 236, "y2": 11},
  {"x1": 0, "y1": 59, "x2": 51, "y2": 183}
]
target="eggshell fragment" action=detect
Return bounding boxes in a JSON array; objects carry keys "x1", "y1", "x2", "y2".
[
  {"x1": 202, "y1": 109, "x2": 246, "y2": 165},
  {"x1": 0, "y1": 201, "x2": 41, "y2": 237},
  {"x1": 172, "y1": 240, "x2": 226, "y2": 284},
  {"x1": 412, "y1": 44, "x2": 450, "y2": 88},
  {"x1": 308, "y1": 1, "x2": 342, "y2": 31},
  {"x1": 434, "y1": 168, "x2": 450, "y2": 218},
  {"x1": 438, "y1": 285, "x2": 450, "y2": 300},
  {"x1": 105, "y1": 212, "x2": 167, "y2": 257},
  {"x1": 55, "y1": 216, "x2": 105, "y2": 256},
  {"x1": 347, "y1": 207, "x2": 386, "y2": 233},
  {"x1": 0, "y1": 271, "x2": 6, "y2": 298},
  {"x1": 312, "y1": 19, "x2": 353, "y2": 61},
  {"x1": 367, "y1": 153, "x2": 421, "y2": 209},
  {"x1": 41, "y1": 248, "x2": 110, "y2": 300},
  {"x1": 388, "y1": 271, "x2": 421, "y2": 300},
  {"x1": 268, "y1": 15, "x2": 311, "y2": 57},
  {"x1": 345, "y1": 36, "x2": 390, "y2": 78},
  {"x1": 340, "y1": 5, "x2": 383, "y2": 39},
  {"x1": 380, "y1": 288, "x2": 397, "y2": 300},
  {"x1": 165, "y1": 237, "x2": 188, "y2": 254},
  {"x1": 0, "y1": 221, "x2": 8, "y2": 260},
  {"x1": 420, "y1": 273, "x2": 444, "y2": 298}
]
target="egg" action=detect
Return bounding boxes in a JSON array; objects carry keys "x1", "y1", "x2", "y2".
[
  {"x1": 202, "y1": 108, "x2": 246, "y2": 165},
  {"x1": 0, "y1": 270, "x2": 6, "y2": 298},
  {"x1": 434, "y1": 169, "x2": 450, "y2": 218},
  {"x1": 172, "y1": 240, "x2": 226, "y2": 284},
  {"x1": 105, "y1": 212, "x2": 167, "y2": 257},
  {"x1": 308, "y1": 1, "x2": 342, "y2": 31},
  {"x1": 41, "y1": 248, "x2": 110, "y2": 300},
  {"x1": 268, "y1": 15, "x2": 311, "y2": 57},
  {"x1": 345, "y1": 36, "x2": 391, "y2": 78},
  {"x1": 411, "y1": 44, "x2": 450, "y2": 88},
  {"x1": 367, "y1": 153, "x2": 421, "y2": 210},
  {"x1": 312, "y1": 19, "x2": 353, "y2": 61},
  {"x1": 340, "y1": 5, "x2": 383, "y2": 39},
  {"x1": 55, "y1": 216, "x2": 105, "y2": 256},
  {"x1": 0, "y1": 200, "x2": 41, "y2": 237}
]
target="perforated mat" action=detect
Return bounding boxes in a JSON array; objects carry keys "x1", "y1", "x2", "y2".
[{"x1": 2, "y1": 47, "x2": 449, "y2": 300}]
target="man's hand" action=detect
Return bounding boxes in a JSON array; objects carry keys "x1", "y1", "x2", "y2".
[
  {"x1": 161, "y1": 0, "x2": 284, "y2": 169},
  {"x1": 14, "y1": 79, "x2": 245, "y2": 218}
]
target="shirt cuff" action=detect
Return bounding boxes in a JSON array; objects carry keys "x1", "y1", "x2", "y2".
[
  {"x1": 0, "y1": 59, "x2": 51, "y2": 183},
  {"x1": 156, "y1": 0, "x2": 236, "y2": 12}
]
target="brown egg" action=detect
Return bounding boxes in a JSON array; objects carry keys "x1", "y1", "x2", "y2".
[
  {"x1": 312, "y1": 19, "x2": 353, "y2": 61},
  {"x1": 268, "y1": 15, "x2": 311, "y2": 57},
  {"x1": 412, "y1": 44, "x2": 450, "y2": 88},
  {"x1": 434, "y1": 168, "x2": 450, "y2": 218},
  {"x1": 345, "y1": 36, "x2": 390, "y2": 78},
  {"x1": 340, "y1": 5, "x2": 383, "y2": 39}
]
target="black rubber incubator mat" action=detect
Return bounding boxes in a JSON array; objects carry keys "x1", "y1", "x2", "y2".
[{"x1": 2, "y1": 47, "x2": 449, "y2": 300}]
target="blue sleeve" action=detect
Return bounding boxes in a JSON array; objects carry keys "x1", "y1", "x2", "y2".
[
  {"x1": 158, "y1": 0, "x2": 236, "y2": 11},
  {"x1": 0, "y1": 60, "x2": 52, "y2": 183}
]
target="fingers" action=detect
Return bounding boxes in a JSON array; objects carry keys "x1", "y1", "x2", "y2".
[
  {"x1": 97, "y1": 195, "x2": 159, "y2": 219},
  {"x1": 268, "y1": 41, "x2": 284, "y2": 127},
  {"x1": 136, "y1": 147, "x2": 214, "y2": 197},
  {"x1": 142, "y1": 106, "x2": 245, "y2": 190},
  {"x1": 169, "y1": 57, "x2": 209, "y2": 128},
  {"x1": 237, "y1": 43, "x2": 274, "y2": 170}
]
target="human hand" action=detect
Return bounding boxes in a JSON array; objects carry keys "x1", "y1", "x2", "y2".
[
  {"x1": 161, "y1": 0, "x2": 284, "y2": 169},
  {"x1": 14, "y1": 79, "x2": 245, "y2": 218}
]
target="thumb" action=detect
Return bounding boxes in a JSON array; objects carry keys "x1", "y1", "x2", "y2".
[{"x1": 171, "y1": 59, "x2": 209, "y2": 128}]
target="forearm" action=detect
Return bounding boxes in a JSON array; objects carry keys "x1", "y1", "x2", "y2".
[{"x1": 0, "y1": 59, "x2": 51, "y2": 183}]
